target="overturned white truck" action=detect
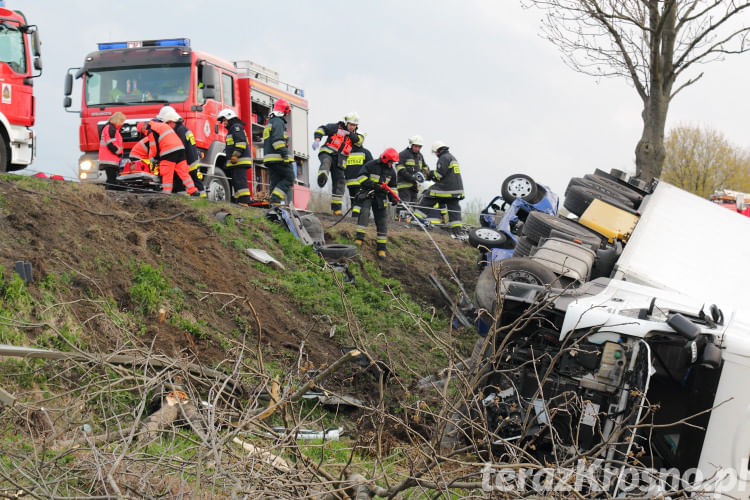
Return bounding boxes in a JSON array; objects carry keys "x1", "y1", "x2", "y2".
[{"x1": 471, "y1": 175, "x2": 750, "y2": 496}]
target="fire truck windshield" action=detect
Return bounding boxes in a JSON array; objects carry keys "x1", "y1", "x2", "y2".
[
  {"x1": 85, "y1": 65, "x2": 190, "y2": 106},
  {"x1": 0, "y1": 25, "x2": 26, "y2": 74}
]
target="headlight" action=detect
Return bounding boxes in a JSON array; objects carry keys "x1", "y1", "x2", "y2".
[
  {"x1": 80, "y1": 172, "x2": 88, "y2": 180},
  {"x1": 80, "y1": 160, "x2": 93, "y2": 171}
]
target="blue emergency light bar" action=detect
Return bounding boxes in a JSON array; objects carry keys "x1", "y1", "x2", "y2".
[{"x1": 97, "y1": 38, "x2": 190, "y2": 51}]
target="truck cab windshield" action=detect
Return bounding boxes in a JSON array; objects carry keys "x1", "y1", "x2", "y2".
[
  {"x1": 85, "y1": 65, "x2": 190, "y2": 106},
  {"x1": 0, "y1": 25, "x2": 27, "y2": 74}
]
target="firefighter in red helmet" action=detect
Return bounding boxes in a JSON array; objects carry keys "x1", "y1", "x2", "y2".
[
  {"x1": 352, "y1": 147, "x2": 400, "y2": 258},
  {"x1": 264, "y1": 99, "x2": 295, "y2": 206}
]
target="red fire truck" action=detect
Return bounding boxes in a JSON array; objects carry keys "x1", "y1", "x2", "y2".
[
  {"x1": 710, "y1": 189, "x2": 750, "y2": 218},
  {"x1": 63, "y1": 38, "x2": 310, "y2": 208},
  {"x1": 0, "y1": 2, "x2": 41, "y2": 172}
]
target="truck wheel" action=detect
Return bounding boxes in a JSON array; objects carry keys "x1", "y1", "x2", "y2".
[
  {"x1": 563, "y1": 184, "x2": 633, "y2": 217},
  {"x1": 512, "y1": 235, "x2": 535, "y2": 257},
  {"x1": 567, "y1": 177, "x2": 634, "y2": 208},
  {"x1": 583, "y1": 174, "x2": 643, "y2": 206},
  {"x1": 522, "y1": 211, "x2": 603, "y2": 247},
  {"x1": 206, "y1": 174, "x2": 230, "y2": 202},
  {"x1": 475, "y1": 258, "x2": 558, "y2": 311},
  {"x1": 468, "y1": 228, "x2": 509, "y2": 249},
  {"x1": 501, "y1": 174, "x2": 537, "y2": 204},
  {"x1": 0, "y1": 135, "x2": 7, "y2": 173},
  {"x1": 317, "y1": 244, "x2": 358, "y2": 260}
]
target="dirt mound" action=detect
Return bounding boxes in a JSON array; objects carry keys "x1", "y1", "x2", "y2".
[{"x1": 0, "y1": 176, "x2": 478, "y2": 372}]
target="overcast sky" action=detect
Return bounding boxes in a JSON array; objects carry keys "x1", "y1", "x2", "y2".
[{"x1": 16, "y1": 0, "x2": 750, "y2": 207}]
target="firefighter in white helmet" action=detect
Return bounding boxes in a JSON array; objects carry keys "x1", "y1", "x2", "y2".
[
  {"x1": 217, "y1": 108, "x2": 252, "y2": 206},
  {"x1": 414, "y1": 141, "x2": 464, "y2": 237},
  {"x1": 396, "y1": 134, "x2": 429, "y2": 214},
  {"x1": 312, "y1": 112, "x2": 360, "y2": 214},
  {"x1": 158, "y1": 106, "x2": 206, "y2": 197}
]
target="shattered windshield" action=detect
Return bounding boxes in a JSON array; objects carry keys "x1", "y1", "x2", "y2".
[
  {"x1": 0, "y1": 25, "x2": 26, "y2": 74},
  {"x1": 85, "y1": 65, "x2": 190, "y2": 106}
]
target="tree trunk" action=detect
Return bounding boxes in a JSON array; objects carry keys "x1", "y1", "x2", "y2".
[{"x1": 634, "y1": 96, "x2": 668, "y2": 181}]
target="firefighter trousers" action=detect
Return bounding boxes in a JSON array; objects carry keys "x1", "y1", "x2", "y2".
[
  {"x1": 173, "y1": 166, "x2": 205, "y2": 196},
  {"x1": 227, "y1": 164, "x2": 251, "y2": 205},
  {"x1": 356, "y1": 197, "x2": 389, "y2": 251},
  {"x1": 416, "y1": 195, "x2": 462, "y2": 227},
  {"x1": 160, "y1": 159, "x2": 197, "y2": 195},
  {"x1": 268, "y1": 162, "x2": 295, "y2": 206},
  {"x1": 319, "y1": 152, "x2": 347, "y2": 212}
]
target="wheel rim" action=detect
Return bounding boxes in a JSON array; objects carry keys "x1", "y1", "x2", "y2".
[
  {"x1": 209, "y1": 180, "x2": 228, "y2": 201},
  {"x1": 506, "y1": 178, "x2": 533, "y2": 198},
  {"x1": 503, "y1": 270, "x2": 545, "y2": 285},
  {"x1": 474, "y1": 228, "x2": 503, "y2": 242}
]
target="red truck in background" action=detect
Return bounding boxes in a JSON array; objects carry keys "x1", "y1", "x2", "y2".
[
  {"x1": 63, "y1": 38, "x2": 310, "y2": 208},
  {"x1": 710, "y1": 189, "x2": 750, "y2": 218},
  {"x1": 0, "y1": 1, "x2": 42, "y2": 172}
]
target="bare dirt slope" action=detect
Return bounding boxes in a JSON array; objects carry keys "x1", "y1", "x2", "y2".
[{"x1": 0, "y1": 176, "x2": 479, "y2": 373}]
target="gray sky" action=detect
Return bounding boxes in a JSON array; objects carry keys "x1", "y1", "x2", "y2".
[{"x1": 17, "y1": 0, "x2": 750, "y2": 205}]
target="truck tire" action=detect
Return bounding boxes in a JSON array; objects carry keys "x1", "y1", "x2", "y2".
[
  {"x1": 317, "y1": 244, "x2": 358, "y2": 260},
  {"x1": 583, "y1": 174, "x2": 643, "y2": 206},
  {"x1": 522, "y1": 211, "x2": 603, "y2": 246},
  {"x1": 512, "y1": 236, "x2": 535, "y2": 257},
  {"x1": 0, "y1": 135, "x2": 7, "y2": 173},
  {"x1": 501, "y1": 174, "x2": 537, "y2": 204},
  {"x1": 205, "y1": 173, "x2": 231, "y2": 202},
  {"x1": 564, "y1": 184, "x2": 634, "y2": 217},
  {"x1": 567, "y1": 177, "x2": 634, "y2": 208},
  {"x1": 468, "y1": 227, "x2": 509, "y2": 249}
]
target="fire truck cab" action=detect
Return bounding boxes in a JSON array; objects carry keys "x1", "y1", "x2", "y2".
[
  {"x1": 0, "y1": 3, "x2": 41, "y2": 172},
  {"x1": 64, "y1": 38, "x2": 310, "y2": 208}
]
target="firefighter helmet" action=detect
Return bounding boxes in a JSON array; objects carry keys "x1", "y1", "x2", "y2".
[
  {"x1": 380, "y1": 147, "x2": 399, "y2": 164},
  {"x1": 408, "y1": 135, "x2": 424, "y2": 147},
  {"x1": 156, "y1": 105, "x2": 182, "y2": 123},
  {"x1": 431, "y1": 140, "x2": 448, "y2": 154},
  {"x1": 344, "y1": 112, "x2": 360, "y2": 125},
  {"x1": 272, "y1": 99, "x2": 291, "y2": 116},
  {"x1": 217, "y1": 108, "x2": 237, "y2": 122}
]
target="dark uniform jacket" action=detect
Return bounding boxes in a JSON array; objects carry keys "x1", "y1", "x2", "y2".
[
  {"x1": 224, "y1": 117, "x2": 252, "y2": 166},
  {"x1": 263, "y1": 115, "x2": 292, "y2": 165},
  {"x1": 345, "y1": 136, "x2": 373, "y2": 181},
  {"x1": 314, "y1": 122, "x2": 358, "y2": 157},
  {"x1": 174, "y1": 122, "x2": 200, "y2": 170},
  {"x1": 356, "y1": 159, "x2": 398, "y2": 209},
  {"x1": 429, "y1": 150, "x2": 464, "y2": 198},
  {"x1": 397, "y1": 147, "x2": 428, "y2": 190}
]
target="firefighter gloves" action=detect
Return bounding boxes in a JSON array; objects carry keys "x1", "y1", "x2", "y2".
[{"x1": 312, "y1": 139, "x2": 320, "y2": 151}]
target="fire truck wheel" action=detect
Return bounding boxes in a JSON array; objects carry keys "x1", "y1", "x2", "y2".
[
  {"x1": 501, "y1": 174, "x2": 537, "y2": 204},
  {"x1": 0, "y1": 135, "x2": 7, "y2": 173},
  {"x1": 205, "y1": 174, "x2": 230, "y2": 202}
]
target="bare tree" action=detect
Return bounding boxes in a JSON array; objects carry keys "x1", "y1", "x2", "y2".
[{"x1": 521, "y1": 0, "x2": 750, "y2": 180}]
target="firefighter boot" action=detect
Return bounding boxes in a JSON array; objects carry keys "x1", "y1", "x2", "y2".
[
  {"x1": 377, "y1": 250, "x2": 386, "y2": 259},
  {"x1": 317, "y1": 171, "x2": 328, "y2": 188}
]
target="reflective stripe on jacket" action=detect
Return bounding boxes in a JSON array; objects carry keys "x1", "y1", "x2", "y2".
[
  {"x1": 397, "y1": 147, "x2": 427, "y2": 190},
  {"x1": 224, "y1": 117, "x2": 252, "y2": 167},
  {"x1": 174, "y1": 122, "x2": 200, "y2": 170},
  {"x1": 98, "y1": 123, "x2": 123, "y2": 167},
  {"x1": 314, "y1": 122, "x2": 356, "y2": 156},
  {"x1": 263, "y1": 115, "x2": 292, "y2": 165},
  {"x1": 129, "y1": 136, "x2": 155, "y2": 161},
  {"x1": 429, "y1": 150, "x2": 464, "y2": 198},
  {"x1": 148, "y1": 120, "x2": 185, "y2": 158}
]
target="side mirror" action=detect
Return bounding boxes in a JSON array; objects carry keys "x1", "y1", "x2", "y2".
[
  {"x1": 202, "y1": 86, "x2": 216, "y2": 100},
  {"x1": 214, "y1": 122, "x2": 219, "y2": 134},
  {"x1": 63, "y1": 96, "x2": 72, "y2": 108},
  {"x1": 63, "y1": 72, "x2": 73, "y2": 96},
  {"x1": 736, "y1": 194, "x2": 745, "y2": 212},
  {"x1": 31, "y1": 30, "x2": 41, "y2": 57},
  {"x1": 33, "y1": 57, "x2": 42, "y2": 72}
]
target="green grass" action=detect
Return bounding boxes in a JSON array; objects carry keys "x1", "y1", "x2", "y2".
[{"x1": 129, "y1": 261, "x2": 172, "y2": 316}]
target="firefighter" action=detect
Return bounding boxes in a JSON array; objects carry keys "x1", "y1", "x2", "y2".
[
  {"x1": 353, "y1": 147, "x2": 400, "y2": 258},
  {"x1": 158, "y1": 106, "x2": 206, "y2": 197},
  {"x1": 312, "y1": 112, "x2": 360, "y2": 214},
  {"x1": 98, "y1": 111, "x2": 126, "y2": 187},
  {"x1": 263, "y1": 99, "x2": 295, "y2": 206},
  {"x1": 123, "y1": 121, "x2": 156, "y2": 174},
  {"x1": 217, "y1": 108, "x2": 252, "y2": 206},
  {"x1": 414, "y1": 141, "x2": 464, "y2": 237},
  {"x1": 344, "y1": 132, "x2": 373, "y2": 218},
  {"x1": 397, "y1": 135, "x2": 429, "y2": 209},
  {"x1": 143, "y1": 116, "x2": 198, "y2": 195}
]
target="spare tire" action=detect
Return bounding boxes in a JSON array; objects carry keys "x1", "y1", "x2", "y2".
[
  {"x1": 567, "y1": 177, "x2": 634, "y2": 208},
  {"x1": 501, "y1": 174, "x2": 538, "y2": 204},
  {"x1": 468, "y1": 227, "x2": 510, "y2": 249},
  {"x1": 522, "y1": 211, "x2": 604, "y2": 246},
  {"x1": 317, "y1": 244, "x2": 358, "y2": 260},
  {"x1": 583, "y1": 174, "x2": 643, "y2": 206}
]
